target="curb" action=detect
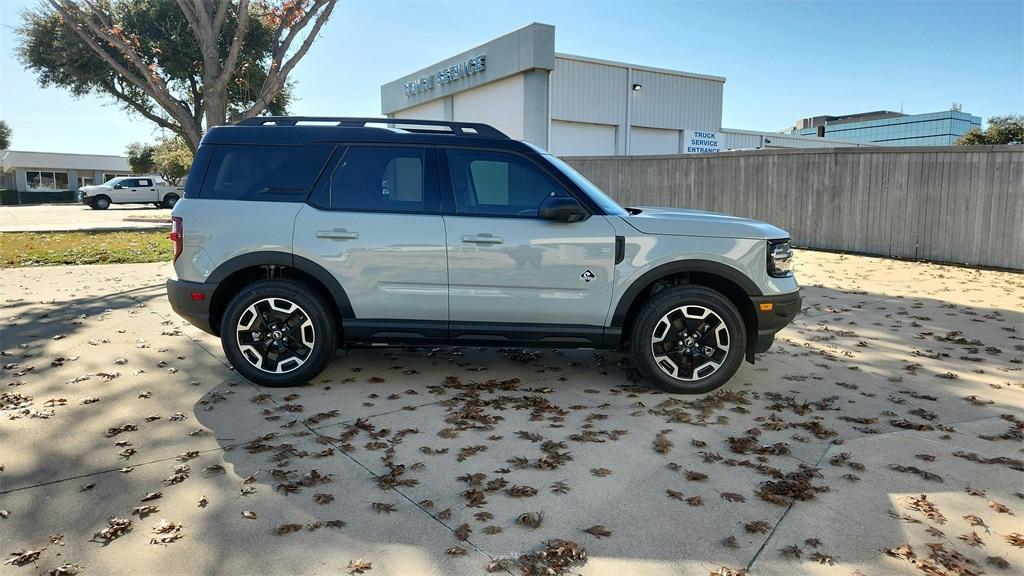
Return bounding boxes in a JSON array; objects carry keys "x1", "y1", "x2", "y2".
[{"x1": 0, "y1": 225, "x2": 171, "y2": 233}]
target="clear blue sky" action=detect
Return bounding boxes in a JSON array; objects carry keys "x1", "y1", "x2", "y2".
[{"x1": 1, "y1": 0, "x2": 1021, "y2": 155}]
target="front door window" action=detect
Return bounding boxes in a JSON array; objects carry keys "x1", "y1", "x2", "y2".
[{"x1": 447, "y1": 149, "x2": 570, "y2": 217}]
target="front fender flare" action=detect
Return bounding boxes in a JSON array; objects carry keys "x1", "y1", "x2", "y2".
[{"x1": 610, "y1": 259, "x2": 762, "y2": 328}]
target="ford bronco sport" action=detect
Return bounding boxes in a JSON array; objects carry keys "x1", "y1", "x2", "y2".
[{"x1": 166, "y1": 117, "x2": 800, "y2": 394}]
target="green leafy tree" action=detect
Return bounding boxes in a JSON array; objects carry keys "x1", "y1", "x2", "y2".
[
  {"x1": 956, "y1": 114, "x2": 1023, "y2": 145},
  {"x1": 0, "y1": 120, "x2": 11, "y2": 150},
  {"x1": 153, "y1": 137, "x2": 193, "y2": 185},
  {"x1": 126, "y1": 142, "x2": 157, "y2": 174},
  {"x1": 17, "y1": 0, "x2": 337, "y2": 152}
]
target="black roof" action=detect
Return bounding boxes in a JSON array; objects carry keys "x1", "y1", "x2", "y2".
[{"x1": 203, "y1": 117, "x2": 539, "y2": 154}]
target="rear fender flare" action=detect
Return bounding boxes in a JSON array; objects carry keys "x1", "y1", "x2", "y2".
[{"x1": 206, "y1": 251, "x2": 354, "y2": 319}]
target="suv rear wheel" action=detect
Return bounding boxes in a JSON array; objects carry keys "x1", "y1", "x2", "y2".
[
  {"x1": 221, "y1": 279, "x2": 337, "y2": 387},
  {"x1": 630, "y1": 285, "x2": 746, "y2": 394}
]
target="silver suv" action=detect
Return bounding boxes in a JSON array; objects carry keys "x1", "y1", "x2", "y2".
[{"x1": 166, "y1": 117, "x2": 800, "y2": 394}]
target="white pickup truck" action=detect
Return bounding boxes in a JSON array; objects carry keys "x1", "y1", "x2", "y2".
[{"x1": 78, "y1": 176, "x2": 184, "y2": 209}]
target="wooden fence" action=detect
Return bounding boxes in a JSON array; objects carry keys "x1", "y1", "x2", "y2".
[{"x1": 565, "y1": 145, "x2": 1023, "y2": 270}]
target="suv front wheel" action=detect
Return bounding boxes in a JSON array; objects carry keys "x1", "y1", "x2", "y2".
[
  {"x1": 630, "y1": 285, "x2": 746, "y2": 394},
  {"x1": 221, "y1": 279, "x2": 337, "y2": 387}
]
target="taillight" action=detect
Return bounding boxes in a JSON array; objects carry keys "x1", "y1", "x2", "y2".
[{"x1": 170, "y1": 216, "x2": 183, "y2": 262}]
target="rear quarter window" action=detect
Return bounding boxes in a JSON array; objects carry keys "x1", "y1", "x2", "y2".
[{"x1": 197, "y1": 143, "x2": 335, "y2": 202}]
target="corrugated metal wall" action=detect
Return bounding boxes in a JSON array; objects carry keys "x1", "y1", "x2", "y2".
[
  {"x1": 550, "y1": 57, "x2": 628, "y2": 126},
  {"x1": 550, "y1": 56, "x2": 725, "y2": 156},
  {"x1": 565, "y1": 146, "x2": 1024, "y2": 270},
  {"x1": 630, "y1": 69, "x2": 723, "y2": 130},
  {"x1": 550, "y1": 57, "x2": 724, "y2": 130}
]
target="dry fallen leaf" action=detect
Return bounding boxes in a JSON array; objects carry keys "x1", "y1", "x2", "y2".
[
  {"x1": 4, "y1": 548, "x2": 44, "y2": 566},
  {"x1": 277, "y1": 523, "x2": 304, "y2": 536},
  {"x1": 779, "y1": 544, "x2": 803, "y2": 559},
  {"x1": 132, "y1": 505, "x2": 159, "y2": 518},
  {"x1": 809, "y1": 552, "x2": 836, "y2": 565},
  {"x1": 516, "y1": 511, "x2": 544, "y2": 530},
  {"x1": 959, "y1": 531, "x2": 984, "y2": 547},
  {"x1": 745, "y1": 520, "x2": 770, "y2": 534},
  {"x1": 986, "y1": 555, "x2": 1010, "y2": 569},
  {"x1": 47, "y1": 563, "x2": 83, "y2": 576},
  {"x1": 347, "y1": 559, "x2": 372, "y2": 574},
  {"x1": 988, "y1": 500, "x2": 1013, "y2": 515},
  {"x1": 654, "y1": 433, "x2": 673, "y2": 455},
  {"x1": 92, "y1": 517, "x2": 132, "y2": 542},
  {"x1": 583, "y1": 525, "x2": 612, "y2": 539}
]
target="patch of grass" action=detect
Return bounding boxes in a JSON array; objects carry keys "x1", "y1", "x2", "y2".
[{"x1": 0, "y1": 230, "x2": 173, "y2": 267}]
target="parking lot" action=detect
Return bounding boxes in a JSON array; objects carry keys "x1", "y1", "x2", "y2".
[
  {"x1": 0, "y1": 204, "x2": 170, "y2": 233},
  {"x1": 1, "y1": 251, "x2": 1022, "y2": 576}
]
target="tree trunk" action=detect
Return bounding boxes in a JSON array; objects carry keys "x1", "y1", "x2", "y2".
[
  {"x1": 203, "y1": 90, "x2": 228, "y2": 135},
  {"x1": 181, "y1": 120, "x2": 203, "y2": 154}
]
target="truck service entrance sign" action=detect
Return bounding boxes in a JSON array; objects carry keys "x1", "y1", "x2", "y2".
[{"x1": 683, "y1": 130, "x2": 723, "y2": 154}]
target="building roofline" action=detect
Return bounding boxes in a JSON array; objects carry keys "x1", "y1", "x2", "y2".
[
  {"x1": 720, "y1": 127, "x2": 879, "y2": 146},
  {"x1": 554, "y1": 52, "x2": 727, "y2": 83},
  {"x1": 2, "y1": 150, "x2": 128, "y2": 159}
]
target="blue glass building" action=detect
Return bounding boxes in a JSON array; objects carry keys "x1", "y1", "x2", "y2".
[{"x1": 792, "y1": 110, "x2": 982, "y2": 146}]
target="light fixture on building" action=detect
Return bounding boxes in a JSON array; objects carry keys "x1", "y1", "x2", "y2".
[{"x1": 632, "y1": 83, "x2": 642, "y2": 91}]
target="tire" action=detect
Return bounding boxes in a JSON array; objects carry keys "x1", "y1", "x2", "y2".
[
  {"x1": 630, "y1": 285, "x2": 747, "y2": 394},
  {"x1": 161, "y1": 194, "x2": 179, "y2": 208},
  {"x1": 220, "y1": 279, "x2": 337, "y2": 387},
  {"x1": 91, "y1": 196, "x2": 110, "y2": 210}
]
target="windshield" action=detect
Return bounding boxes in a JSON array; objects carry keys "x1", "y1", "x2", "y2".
[
  {"x1": 100, "y1": 177, "x2": 121, "y2": 186},
  {"x1": 542, "y1": 154, "x2": 628, "y2": 216}
]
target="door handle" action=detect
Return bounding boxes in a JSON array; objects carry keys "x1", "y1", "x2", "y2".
[
  {"x1": 462, "y1": 234, "x2": 503, "y2": 244},
  {"x1": 316, "y1": 229, "x2": 359, "y2": 240}
]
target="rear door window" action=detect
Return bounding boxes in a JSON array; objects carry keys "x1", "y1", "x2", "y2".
[
  {"x1": 322, "y1": 146, "x2": 437, "y2": 213},
  {"x1": 199, "y1": 143, "x2": 335, "y2": 201}
]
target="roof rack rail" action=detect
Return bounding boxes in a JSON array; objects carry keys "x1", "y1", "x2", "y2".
[{"x1": 235, "y1": 116, "x2": 509, "y2": 139}]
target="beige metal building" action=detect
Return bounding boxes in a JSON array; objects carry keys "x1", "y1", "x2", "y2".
[{"x1": 381, "y1": 23, "x2": 871, "y2": 155}]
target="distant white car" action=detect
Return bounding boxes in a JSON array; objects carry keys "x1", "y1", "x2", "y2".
[{"x1": 78, "y1": 176, "x2": 184, "y2": 209}]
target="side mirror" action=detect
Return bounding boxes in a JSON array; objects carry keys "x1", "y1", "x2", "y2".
[
  {"x1": 113, "y1": 184, "x2": 123, "y2": 189},
  {"x1": 538, "y1": 196, "x2": 587, "y2": 222}
]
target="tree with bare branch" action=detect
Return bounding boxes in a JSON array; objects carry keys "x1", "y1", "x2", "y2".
[{"x1": 18, "y1": 0, "x2": 338, "y2": 152}]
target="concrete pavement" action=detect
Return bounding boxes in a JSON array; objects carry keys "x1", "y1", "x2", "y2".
[
  {"x1": 0, "y1": 204, "x2": 171, "y2": 232},
  {"x1": 1, "y1": 252, "x2": 1022, "y2": 575}
]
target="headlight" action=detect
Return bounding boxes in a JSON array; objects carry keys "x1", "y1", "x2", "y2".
[{"x1": 767, "y1": 239, "x2": 793, "y2": 277}]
